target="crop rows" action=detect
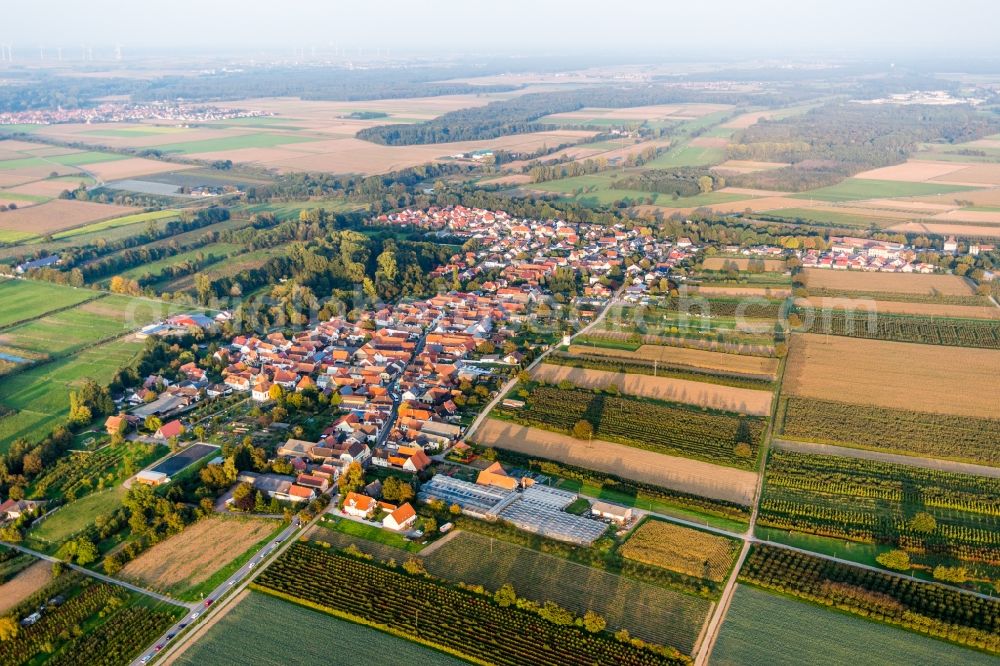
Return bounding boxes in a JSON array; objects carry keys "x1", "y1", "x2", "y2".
[
  {"x1": 421, "y1": 531, "x2": 710, "y2": 652},
  {"x1": 546, "y1": 351, "x2": 774, "y2": 389},
  {"x1": 619, "y1": 520, "x2": 738, "y2": 582},
  {"x1": 30, "y1": 443, "x2": 162, "y2": 500},
  {"x1": 807, "y1": 288, "x2": 989, "y2": 307},
  {"x1": 739, "y1": 544, "x2": 1000, "y2": 654},
  {"x1": 760, "y1": 450, "x2": 1000, "y2": 565},
  {"x1": 0, "y1": 581, "x2": 121, "y2": 666},
  {"x1": 47, "y1": 606, "x2": 177, "y2": 666},
  {"x1": 504, "y1": 385, "x2": 764, "y2": 469},
  {"x1": 812, "y1": 312, "x2": 1000, "y2": 348},
  {"x1": 613, "y1": 299, "x2": 786, "y2": 322},
  {"x1": 254, "y1": 542, "x2": 687, "y2": 665},
  {"x1": 780, "y1": 397, "x2": 1000, "y2": 466}
]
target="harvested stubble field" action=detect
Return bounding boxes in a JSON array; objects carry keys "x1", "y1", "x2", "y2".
[
  {"x1": 887, "y1": 221, "x2": 1000, "y2": 239},
  {"x1": 801, "y1": 268, "x2": 975, "y2": 296},
  {"x1": 930, "y1": 209, "x2": 1000, "y2": 224},
  {"x1": 0, "y1": 559, "x2": 52, "y2": 614},
  {"x1": 567, "y1": 344, "x2": 780, "y2": 380},
  {"x1": 531, "y1": 363, "x2": 772, "y2": 416},
  {"x1": 797, "y1": 296, "x2": 1000, "y2": 320},
  {"x1": 119, "y1": 517, "x2": 276, "y2": 591},
  {"x1": 421, "y1": 531, "x2": 712, "y2": 653},
  {"x1": 930, "y1": 163, "x2": 1000, "y2": 186},
  {"x1": 82, "y1": 158, "x2": 195, "y2": 181},
  {"x1": 852, "y1": 160, "x2": 972, "y2": 182},
  {"x1": 619, "y1": 520, "x2": 738, "y2": 582},
  {"x1": 474, "y1": 418, "x2": 756, "y2": 504},
  {"x1": 702, "y1": 257, "x2": 786, "y2": 272},
  {"x1": 783, "y1": 334, "x2": 1000, "y2": 418},
  {"x1": 0, "y1": 199, "x2": 137, "y2": 236}
]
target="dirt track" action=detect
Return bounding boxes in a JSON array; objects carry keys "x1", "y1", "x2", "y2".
[{"x1": 474, "y1": 418, "x2": 757, "y2": 505}]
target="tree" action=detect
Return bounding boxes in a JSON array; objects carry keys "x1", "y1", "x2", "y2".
[
  {"x1": 908, "y1": 512, "x2": 937, "y2": 534},
  {"x1": 144, "y1": 415, "x2": 163, "y2": 434},
  {"x1": 402, "y1": 557, "x2": 426, "y2": 575},
  {"x1": 572, "y1": 420, "x2": 593, "y2": 440},
  {"x1": 583, "y1": 610, "x2": 607, "y2": 633},
  {"x1": 269, "y1": 384, "x2": 285, "y2": 401},
  {"x1": 494, "y1": 583, "x2": 517, "y2": 607},
  {"x1": 876, "y1": 549, "x2": 911, "y2": 571},
  {"x1": 421, "y1": 516, "x2": 437, "y2": 534},
  {"x1": 0, "y1": 617, "x2": 18, "y2": 642},
  {"x1": 338, "y1": 461, "x2": 365, "y2": 496},
  {"x1": 933, "y1": 565, "x2": 968, "y2": 583},
  {"x1": 74, "y1": 538, "x2": 99, "y2": 566},
  {"x1": 231, "y1": 482, "x2": 256, "y2": 512},
  {"x1": 382, "y1": 476, "x2": 414, "y2": 504},
  {"x1": 449, "y1": 503, "x2": 462, "y2": 516}
]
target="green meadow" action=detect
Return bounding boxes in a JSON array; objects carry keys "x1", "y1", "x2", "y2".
[{"x1": 790, "y1": 178, "x2": 976, "y2": 202}]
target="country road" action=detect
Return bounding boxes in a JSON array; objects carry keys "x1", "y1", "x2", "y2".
[
  {"x1": 0, "y1": 540, "x2": 192, "y2": 608},
  {"x1": 139, "y1": 510, "x2": 324, "y2": 666}
]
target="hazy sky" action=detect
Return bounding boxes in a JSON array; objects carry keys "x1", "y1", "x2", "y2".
[{"x1": 4, "y1": 0, "x2": 1000, "y2": 58}]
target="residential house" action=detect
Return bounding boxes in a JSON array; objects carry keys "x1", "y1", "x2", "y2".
[
  {"x1": 154, "y1": 419, "x2": 184, "y2": 440},
  {"x1": 343, "y1": 492, "x2": 376, "y2": 518},
  {"x1": 382, "y1": 502, "x2": 417, "y2": 531}
]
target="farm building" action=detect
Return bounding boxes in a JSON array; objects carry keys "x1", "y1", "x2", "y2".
[
  {"x1": 136, "y1": 470, "x2": 169, "y2": 486},
  {"x1": 591, "y1": 501, "x2": 633, "y2": 525},
  {"x1": 418, "y1": 474, "x2": 606, "y2": 545}
]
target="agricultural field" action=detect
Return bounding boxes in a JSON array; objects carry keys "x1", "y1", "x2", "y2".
[
  {"x1": 0, "y1": 336, "x2": 145, "y2": 452},
  {"x1": 788, "y1": 178, "x2": 976, "y2": 202},
  {"x1": 782, "y1": 334, "x2": 1000, "y2": 419},
  {"x1": 50, "y1": 208, "x2": 182, "y2": 240},
  {"x1": 797, "y1": 295, "x2": 1000, "y2": 320},
  {"x1": 0, "y1": 558, "x2": 51, "y2": 614},
  {"x1": 713, "y1": 584, "x2": 997, "y2": 666},
  {"x1": 531, "y1": 363, "x2": 772, "y2": 415},
  {"x1": 738, "y1": 544, "x2": 1000, "y2": 655},
  {"x1": 111, "y1": 242, "x2": 242, "y2": 283},
  {"x1": 567, "y1": 343, "x2": 780, "y2": 380},
  {"x1": 474, "y1": 418, "x2": 757, "y2": 505},
  {"x1": 0, "y1": 572, "x2": 180, "y2": 666},
  {"x1": 619, "y1": 519, "x2": 738, "y2": 582},
  {"x1": 0, "y1": 279, "x2": 96, "y2": 328},
  {"x1": 779, "y1": 396, "x2": 1000, "y2": 466},
  {"x1": 0, "y1": 294, "x2": 176, "y2": 359},
  {"x1": 422, "y1": 531, "x2": 712, "y2": 652},
  {"x1": 758, "y1": 449, "x2": 1000, "y2": 579},
  {"x1": 499, "y1": 384, "x2": 766, "y2": 468},
  {"x1": 801, "y1": 267, "x2": 978, "y2": 298},
  {"x1": 702, "y1": 257, "x2": 787, "y2": 272},
  {"x1": 801, "y1": 310, "x2": 1000, "y2": 348},
  {"x1": 545, "y1": 351, "x2": 774, "y2": 392},
  {"x1": 0, "y1": 199, "x2": 139, "y2": 240},
  {"x1": 118, "y1": 516, "x2": 279, "y2": 596},
  {"x1": 171, "y1": 591, "x2": 466, "y2": 666},
  {"x1": 253, "y1": 541, "x2": 686, "y2": 665},
  {"x1": 28, "y1": 441, "x2": 166, "y2": 500},
  {"x1": 27, "y1": 486, "x2": 127, "y2": 549}
]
